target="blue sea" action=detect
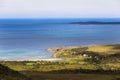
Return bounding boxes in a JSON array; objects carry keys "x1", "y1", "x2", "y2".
[{"x1": 0, "y1": 18, "x2": 120, "y2": 60}]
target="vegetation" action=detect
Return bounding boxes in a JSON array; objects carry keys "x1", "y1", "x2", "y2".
[
  {"x1": 0, "y1": 64, "x2": 30, "y2": 80},
  {"x1": 23, "y1": 72, "x2": 120, "y2": 80},
  {"x1": 50, "y1": 44, "x2": 120, "y2": 63},
  {"x1": 1, "y1": 44, "x2": 120, "y2": 80}
]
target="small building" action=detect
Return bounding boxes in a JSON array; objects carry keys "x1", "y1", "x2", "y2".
[{"x1": 83, "y1": 54, "x2": 87, "y2": 57}]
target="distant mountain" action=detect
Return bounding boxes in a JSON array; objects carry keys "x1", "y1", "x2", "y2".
[
  {"x1": 70, "y1": 21, "x2": 120, "y2": 24},
  {"x1": 0, "y1": 64, "x2": 30, "y2": 80}
]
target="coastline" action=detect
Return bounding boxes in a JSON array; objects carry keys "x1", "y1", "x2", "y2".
[
  {"x1": 0, "y1": 58, "x2": 65, "y2": 62},
  {"x1": 1, "y1": 44, "x2": 120, "y2": 80},
  {"x1": 0, "y1": 43, "x2": 120, "y2": 61}
]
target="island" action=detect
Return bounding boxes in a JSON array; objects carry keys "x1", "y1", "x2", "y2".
[{"x1": 70, "y1": 21, "x2": 120, "y2": 24}]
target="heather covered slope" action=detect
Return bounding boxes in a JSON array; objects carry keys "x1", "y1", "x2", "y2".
[{"x1": 0, "y1": 64, "x2": 30, "y2": 80}]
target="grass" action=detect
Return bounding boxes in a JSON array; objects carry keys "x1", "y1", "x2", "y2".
[
  {"x1": 87, "y1": 44, "x2": 120, "y2": 55},
  {"x1": 0, "y1": 61, "x2": 98, "y2": 71}
]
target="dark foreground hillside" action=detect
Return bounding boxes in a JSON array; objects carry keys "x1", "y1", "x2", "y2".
[{"x1": 0, "y1": 64, "x2": 30, "y2": 80}]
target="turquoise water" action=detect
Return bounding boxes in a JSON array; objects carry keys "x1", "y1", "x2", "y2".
[{"x1": 0, "y1": 19, "x2": 120, "y2": 60}]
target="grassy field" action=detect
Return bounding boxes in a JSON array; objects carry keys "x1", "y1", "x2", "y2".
[{"x1": 1, "y1": 44, "x2": 120, "y2": 80}]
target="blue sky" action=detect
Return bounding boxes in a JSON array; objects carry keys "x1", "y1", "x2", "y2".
[{"x1": 0, "y1": 0, "x2": 120, "y2": 18}]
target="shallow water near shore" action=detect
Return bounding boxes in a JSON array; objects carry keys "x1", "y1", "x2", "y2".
[{"x1": 0, "y1": 19, "x2": 120, "y2": 60}]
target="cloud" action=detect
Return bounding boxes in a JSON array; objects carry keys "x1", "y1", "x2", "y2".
[
  {"x1": 0, "y1": 0, "x2": 4, "y2": 7},
  {"x1": 0, "y1": 0, "x2": 120, "y2": 18}
]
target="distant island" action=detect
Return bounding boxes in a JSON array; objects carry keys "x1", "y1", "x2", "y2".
[{"x1": 70, "y1": 21, "x2": 120, "y2": 24}]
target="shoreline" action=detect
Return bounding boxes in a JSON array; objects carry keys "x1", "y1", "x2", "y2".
[
  {"x1": 0, "y1": 43, "x2": 120, "y2": 61},
  {"x1": 0, "y1": 58, "x2": 65, "y2": 62}
]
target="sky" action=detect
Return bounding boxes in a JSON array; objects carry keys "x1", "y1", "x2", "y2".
[{"x1": 0, "y1": 0, "x2": 120, "y2": 18}]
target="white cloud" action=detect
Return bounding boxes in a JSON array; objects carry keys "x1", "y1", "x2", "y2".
[{"x1": 0, "y1": 0, "x2": 120, "y2": 18}]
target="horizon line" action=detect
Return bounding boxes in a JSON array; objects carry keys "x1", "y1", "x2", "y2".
[{"x1": 0, "y1": 18, "x2": 120, "y2": 19}]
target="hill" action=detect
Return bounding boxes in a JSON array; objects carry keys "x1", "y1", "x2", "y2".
[
  {"x1": 50, "y1": 44, "x2": 120, "y2": 64},
  {"x1": 0, "y1": 64, "x2": 30, "y2": 80}
]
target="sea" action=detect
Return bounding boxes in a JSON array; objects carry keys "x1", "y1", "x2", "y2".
[{"x1": 0, "y1": 18, "x2": 120, "y2": 60}]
